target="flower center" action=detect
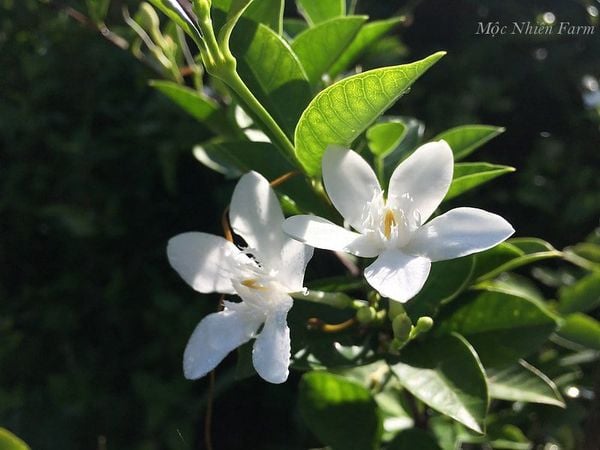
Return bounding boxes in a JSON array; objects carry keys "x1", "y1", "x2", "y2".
[
  {"x1": 383, "y1": 209, "x2": 396, "y2": 240},
  {"x1": 241, "y1": 278, "x2": 268, "y2": 290}
]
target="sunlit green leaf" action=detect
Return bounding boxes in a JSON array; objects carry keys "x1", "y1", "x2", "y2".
[
  {"x1": 148, "y1": 0, "x2": 203, "y2": 44},
  {"x1": 231, "y1": 21, "x2": 311, "y2": 137},
  {"x1": 558, "y1": 272, "x2": 600, "y2": 314},
  {"x1": 329, "y1": 17, "x2": 404, "y2": 78},
  {"x1": 367, "y1": 121, "x2": 407, "y2": 157},
  {"x1": 243, "y1": 0, "x2": 283, "y2": 34},
  {"x1": 296, "y1": 0, "x2": 345, "y2": 25},
  {"x1": 292, "y1": 16, "x2": 366, "y2": 86},
  {"x1": 487, "y1": 360, "x2": 565, "y2": 407},
  {"x1": 283, "y1": 18, "x2": 309, "y2": 38},
  {"x1": 557, "y1": 313, "x2": 600, "y2": 350},
  {"x1": 382, "y1": 116, "x2": 425, "y2": 180},
  {"x1": 295, "y1": 52, "x2": 445, "y2": 176},
  {"x1": 445, "y1": 162, "x2": 515, "y2": 200},
  {"x1": 299, "y1": 371, "x2": 383, "y2": 450},
  {"x1": 0, "y1": 428, "x2": 30, "y2": 450},
  {"x1": 473, "y1": 238, "x2": 562, "y2": 282},
  {"x1": 432, "y1": 125, "x2": 505, "y2": 161},
  {"x1": 436, "y1": 289, "x2": 558, "y2": 367},
  {"x1": 391, "y1": 334, "x2": 488, "y2": 434}
]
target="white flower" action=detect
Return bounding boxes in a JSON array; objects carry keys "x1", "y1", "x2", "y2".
[
  {"x1": 167, "y1": 171, "x2": 313, "y2": 383},
  {"x1": 283, "y1": 141, "x2": 514, "y2": 303}
]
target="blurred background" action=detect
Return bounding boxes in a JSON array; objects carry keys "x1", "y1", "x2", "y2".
[{"x1": 1, "y1": 0, "x2": 599, "y2": 448}]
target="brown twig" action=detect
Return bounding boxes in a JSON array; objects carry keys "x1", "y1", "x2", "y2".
[
  {"x1": 269, "y1": 171, "x2": 299, "y2": 188},
  {"x1": 307, "y1": 317, "x2": 357, "y2": 333}
]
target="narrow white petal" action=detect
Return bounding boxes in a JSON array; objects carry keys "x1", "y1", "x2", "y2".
[
  {"x1": 167, "y1": 232, "x2": 242, "y2": 294},
  {"x1": 253, "y1": 303, "x2": 293, "y2": 384},
  {"x1": 364, "y1": 250, "x2": 431, "y2": 303},
  {"x1": 405, "y1": 207, "x2": 515, "y2": 262},
  {"x1": 183, "y1": 302, "x2": 263, "y2": 380},
  {"x1": 388, "y1": 141, "x2": 454, "y2": 224},
  {"x1": 283, "y1": 215, "x2": 380, "y2": 257},
  {"x1": 229, "y1": 171, "x2": 286, "y2": 268},
  {"x1": 322, "y1": 146, "x2": 383, "y2": 233}
]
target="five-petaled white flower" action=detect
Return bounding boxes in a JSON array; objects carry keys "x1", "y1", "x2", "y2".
[
  {"x1": 167, "y1": 172, "x2": 313, "y2": 384},
  {"x1": 283, "y1": 141, "x2": 514, "y2": 303}
]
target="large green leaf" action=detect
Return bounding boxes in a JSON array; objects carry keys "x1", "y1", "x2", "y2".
[
  {"x1": 0, "y1": 428, "x2": 30, "y2": 450},
  {"x1": 435, "y1": 289, "x2": 558, "y2": 367},
  {"x1": 298, "y1": 371, "x2": 382, "y2": 450},
  {"x1": 557, "y1": 313, "x2": 600, "y2": 350},
  {"x1": 487, "y1": 360, "x2": 565, "y2": 407},
  {"x1": 329, "y1": 17, "x2": 404, "y2": 78},
  {"x1": 403, "y1": 256, "x2": 474, "y2": 320},
  {"x1": 295, "y1": 52, "x2": 445, "y2": 176},
  {"x1": 387, "y1": 428, "x2": 442, "y2": 450},
  {"x1": 243, "y1": 0, "x2": 283, "y2": 34},
  {"x1": 432, "y1": 125, "x2": 505, "y2": 161},
  {"x1": 149, "y1": 81, "x2": 228, "y2": 134},
  {"x1": 391, "y1": 334, "x2": 488, "y2": 434},
  {"x1": 148, "y1": 0, "x2": 203, "y2": 44},
  {"x1": 445, "y1": 162, "x2": 515, "y2": 200},
  {"x1": 193, "y1": 140, "x2": 334, "y2": 217},
  {"x1": 366, "y1": 121, "x2": 407, "y2": 157},
  {"x1": 296, "y1": 0, "x2": 345, "y2": 25},
  {"x1": 558, "y1": 272, "x2": 600, "y2": 314},
  {"x1": 473, "y1": 238, "x2": 562, "y2": 282},
  {"x1": 229, "y1": 20, "x2": 312, "y2": 137},
  {"x1": 291, "y1": 16, "x2": 366, "y2": 86}
]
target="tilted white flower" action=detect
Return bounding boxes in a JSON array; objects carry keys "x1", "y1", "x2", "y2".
[
  {"x1": 283, "y1": 141, "x2": 514, "y2": 303},
  {"x1": 167, "y1": 171, "x2": 313, "y2": 383}
]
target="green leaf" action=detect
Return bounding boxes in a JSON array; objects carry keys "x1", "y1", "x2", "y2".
[
  {"x1": 283, "y1": 18, "x2": 308, "y2": 38},
  {"x1": 298, "y1": 371, "x2": 382, "y2": 450},
  {"x1": 0, "y1": 428, "x2": 30, "y2": 450},
  {"x1": 435, "y1": 289, "x2": 558, "y2": 367},
  {"x1": 295, "y1": 52, "x2": 445, "y2": 176},
  {"x1": 403, "y1": 256, "x2": 474, "y2": 320},
  {"x1": 391, "y1": 334, "x2": 488, "y2": 434},
  {"x1": 296, "y1": 0, "x2": 345, "y2": 25},
  {"x1": 217, "y1": 0, "x2": 254, "y2": 47},
  {"x1": 148, "y1": 0, "x2": 203, "y2": 44},
  {"x1": 86, "y1": 0, "x2": 110, "y2": 23},
  {"x1": 445, "y1": 162, "x2": 515, "y2": 200},
  {"x1": 387, "y1": 428, "x2": 442, "y2": 450},
  {"x1": 366, "y1": 121, "x2": 407, "y2": 157},
  {"x1": 487, "y1": 360, "x2": 565, "y2": 407},
  {"x1": 149, "y1": 81, "x2": 226, "y2": 133},
  {"x1": 231, "y1": 21, "x2": 312, "y2": 137},
  {"x1": 193, "y1": 140, "x2": 334, "y2": 216},
  {"x1": 243, "y1": 0, "x2": 283, "y2": 34},
  {"x1": 329, "y1": 17, "x2": 404, "y2": 78},
  {"x1": 558, "y1": 272, "x2": 600, "y2": 314},
  {"x1": 382, "y1": 116, "x2": 425, "y2": 181},
  {"x1": 473, "y1": 238, "x2": 562, "y2": 282},
  {"x1": 291, "y1": 16, "x2": 367, "y2": 86},
  {"x1": 557, "y1": 313, "x2": 600, "y2": 350},
  {"x1": 431, "y1": 125, "x2": 505, "y2": 161}
]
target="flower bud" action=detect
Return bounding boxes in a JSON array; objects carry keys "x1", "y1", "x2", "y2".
[
  {"x1": 356, "y1": 306, "x2": 376, "y2": 324},
  {"x1": 415, "y1": 316, "x2": 434, "y2": 334},
  {"x1": 392, "y1": 313, "x2": 412, "y2": 343}
]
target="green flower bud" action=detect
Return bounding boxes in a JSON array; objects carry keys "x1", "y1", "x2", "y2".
[
  {"x1": 392, "y1": 313, "x2": 412, "y2": 342},
  {"x1": 356, "y1": 306, "x2": 376, "y2": 324},
  {"x1": 415, "y1": 316, "x2": 434, "y2": 333}
]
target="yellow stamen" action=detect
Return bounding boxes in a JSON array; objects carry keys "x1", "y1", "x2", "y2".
[
  {"x1": 383, "y1": 209, "x2": 396, "y2": 239},
  {"x1": 241, "y1": 278, "x2": 266, "y2": 290}
]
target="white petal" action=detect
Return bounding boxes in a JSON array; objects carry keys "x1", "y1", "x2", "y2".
[
  {"x1": 283, "y1": 215, "x2": 380, "y2": 257},
  {"x1": 322, "y1": 146, "x2": 383, "y2": 233},
  {"x1": 364, "y1": 250, "x2": 431, "y2": 302},
  {"x1": 229, "y1": 171, "x2": 286, "y2": 268},
  {"x1": 405, "y1": 207, "x2": 515, "y2": 262},
  {"x1": 183, "y1": 302, "x2": 263, "y2": 379},
  {"x1": 388, "y1": 140, "x2": 454, "y2": 225},
  {"x1": 278, "y1": 239, "x2": 314, "y2": 291},
  {"x1": 253, "y1": 302, "x2": 293, "y2": 384},
  {"x1": 167, "y1": 232, "x2": 243, "y2": 294}
]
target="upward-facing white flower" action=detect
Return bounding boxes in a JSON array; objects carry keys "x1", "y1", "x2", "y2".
[
  {"x1": 283, "y1": 141, "x2": 514, "y2": 303},
  {"x1": 167, "y1": 171, "x2": 313, "y2": 384}
]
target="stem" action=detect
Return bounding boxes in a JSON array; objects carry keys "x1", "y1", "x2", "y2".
[
  {"x1": 290, "y1": 289, "x2": 366, "y2": 309},
  {"x1": 223, "y1": 70, "x2": 297, "y2": 164}
]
